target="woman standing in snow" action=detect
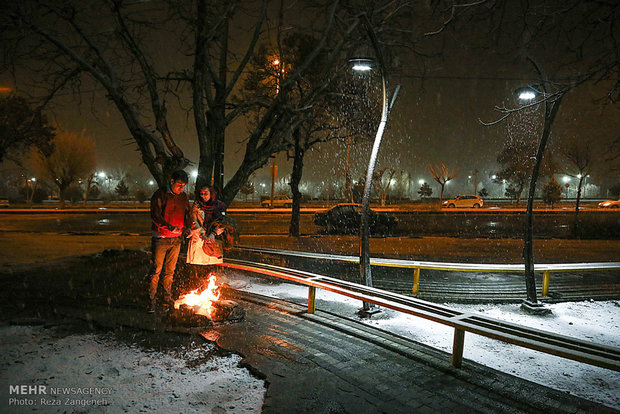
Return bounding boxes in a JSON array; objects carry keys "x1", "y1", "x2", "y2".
[{"x1": 187, "y1": 185, "x2": 227, "y2": 268}]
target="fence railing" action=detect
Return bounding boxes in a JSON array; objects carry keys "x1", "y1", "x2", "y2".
[
  {"x1": 230, "y1": 245, "x2": 620, "y2": 296},
  {"x1": 221, "y1": 257, "x2": 620, "y2": 371}
]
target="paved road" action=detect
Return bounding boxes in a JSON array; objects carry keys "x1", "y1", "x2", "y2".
[{"x1": 1, "y1": 208, "x2": 619, "y2": 238}]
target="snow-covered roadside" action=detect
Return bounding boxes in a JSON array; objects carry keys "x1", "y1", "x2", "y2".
[
  {"x1": 224, "y1": 271, "x2": 620, "y2": 410},
  {"x1": 0, "y1": 325, "x2": 265, "y2": 413}
]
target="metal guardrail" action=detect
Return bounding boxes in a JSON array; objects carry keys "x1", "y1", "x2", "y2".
[
  {"x1": 230, "y1": 245, "x2": 620, "y2": 296},
  {"x1": 221, "y1": 257, "x2": 620, "y2": 371}
]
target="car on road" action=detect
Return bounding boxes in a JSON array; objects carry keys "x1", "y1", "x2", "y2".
[
  {"x1": 314, "y1": 203, "x2": 397, "y2": 234},
  {"x1": 261, "y1": 195, "x2": 293, "y2": 208},
  {"x1": 442, "y1": 194, "x2": 484, "y2": 208},
  {"x1": 0, "y1": 198, "x2": 9, "y2": 208},
  {"x1": 598, "y1": 197, "x2": 620, "y2": 208}
]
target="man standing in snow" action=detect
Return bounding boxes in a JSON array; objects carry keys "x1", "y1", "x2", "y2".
[{"x1": 148, "y1": 170, "x2": 191, "y2": 313}]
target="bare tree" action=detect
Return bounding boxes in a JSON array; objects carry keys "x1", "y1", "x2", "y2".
[
  {"x1": 471, "y1": 169, "x2": 479, "y2": 195},
  {"x1": 28, "y1": 130, "x2": 96, "y2": 208},
  {"x1": 82, "y1": 172, "x2": 96, "y2": 205},
  {"x1": 3, "y1": 1, "x2": 409, "y2": 206},
  {"x1": 428, "y1": 162, "x2": 457, "y2": 203},
  {"x1": 561, "y1": 136, "x2": 597, "y2": 215},
  {"x1": 373, "y1": 167, "x2": 398, "y2": 206}
]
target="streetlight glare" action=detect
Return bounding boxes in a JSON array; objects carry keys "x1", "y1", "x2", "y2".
[
  {"x1": 191, "y1": 170, "x2": 198, "y2": 178},
  {"x1": 519, "y1": 90, "x2": 536, "y2": 100},
  {"x1": 352, "y1": 63, "x2": 372, "y2": 71},
  {"x1": 563, "y1": 176, "x2": 571, "y2": 183},
  {"x1": 515, "y1": 86, "x2": 538, "y2": 101},
  {"x1": 98, "y1": 171, "x2": 106, "y2": 178},
  {"x1": 349, "y1": 57, "x2": 375, "y2": 72}
]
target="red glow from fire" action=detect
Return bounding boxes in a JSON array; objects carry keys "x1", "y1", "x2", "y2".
[{"x1": 174, "y1": 274, "x2": 221, "y2": 318}]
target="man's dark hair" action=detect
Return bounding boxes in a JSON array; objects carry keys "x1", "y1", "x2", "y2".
[{"x1": 170, "y1": 170, "x2": 189, "y2": 183}]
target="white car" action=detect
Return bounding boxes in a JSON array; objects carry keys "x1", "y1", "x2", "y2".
[
  {"x1": 598, "y1": 198, "x2": 620, "y2": 208},
  {"x1": 261, "y1": 195, "x2": 293, "y2": 208},
  {"x1": 442, "y1": 194, "x2": 484, "y2": 208}
]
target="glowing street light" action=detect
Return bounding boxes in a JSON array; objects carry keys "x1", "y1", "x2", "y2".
[
  {"x1": 418, "y1": 179, "x2": 425, "y2": 185},
  {"x1": 349, "y1": 57, "x2": 374, "y2": 72},
  {"x1": 515, "y1": 86, "x2": 538, "y2": 101}
]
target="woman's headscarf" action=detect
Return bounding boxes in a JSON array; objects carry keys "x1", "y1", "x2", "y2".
[{"x1": 196, "y1": 185, "x2": 219, "y2": 210}]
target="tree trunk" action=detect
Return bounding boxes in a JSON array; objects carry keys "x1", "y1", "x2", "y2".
[
  {"x1": 57, "y1": 183, "x2": 68, "y2": 209},
  {"x1": 572, "y1": 175, "x2": 585, "y2": 236},
  {"x1": 289, "y1": 129, "x2": 304, "y2": 237},
  {"x1": 197, "y1": 111, "x2": 219, "y2": 193},
  {"x1": 575, "y1": 175, "x2": 584, "y2": 215},
  {"x1": 345, "y1": 136, "x2": 352, "y2": 203},
  {"x1": 212, "y1": 18, "x2": 229, "y2": 193}
]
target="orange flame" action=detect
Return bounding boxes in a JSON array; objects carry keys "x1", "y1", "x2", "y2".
[{"x1": 174, "y1": 274, "x2": 221, "y2": 319}]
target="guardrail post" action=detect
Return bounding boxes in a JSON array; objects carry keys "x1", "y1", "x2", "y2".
[
  {"x1": 308, "y1": 286, "x2": 316, "y2": 314},
  {"x1": 412, "y1": 268, "x2": 420, "y2": 294},
  {"x1": 451, "y1": 328, "x2": 465, "y2": 368},
  {"x1": 542, "y1": 271, "x2": 550, "y2": 296}
]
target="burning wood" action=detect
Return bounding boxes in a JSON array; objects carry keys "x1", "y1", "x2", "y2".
[
  {"x1": 174, "y1": 274, "x2": 221, "y2": 319},
  {"x1": 172, "y1": 273, "x2": 245, "y2": 326}
]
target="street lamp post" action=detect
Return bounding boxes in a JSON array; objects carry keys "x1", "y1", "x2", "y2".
[
  {"x1": 353, "y1": 14, "x2": 400, "y2": 315},
  {"x1": 516, "y1": 78, "x2": 565, "y2": 314}
]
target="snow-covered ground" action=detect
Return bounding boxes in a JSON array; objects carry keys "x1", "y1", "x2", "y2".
[
  {"x1": 223, "y1": 270, "x2": 620, "y2": 410},
  {"x1": 0, "y1": 325, "x2": 265, "y2": 413}
]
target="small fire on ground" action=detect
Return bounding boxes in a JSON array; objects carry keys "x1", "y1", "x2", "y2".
[
  {"x1": 172, "y1": 273, "x2": 245, "y2": 325},
  {"x1": 174, "y1": 274, "x2": 221, "y2": 319}
]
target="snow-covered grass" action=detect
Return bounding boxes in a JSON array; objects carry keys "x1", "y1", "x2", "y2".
[
  {"x1": 223, "y1": 271, "x2": 620, "y2": 410},
  {"x1": 0, "y1": 325, "x2": 265, "y2": 413}
]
